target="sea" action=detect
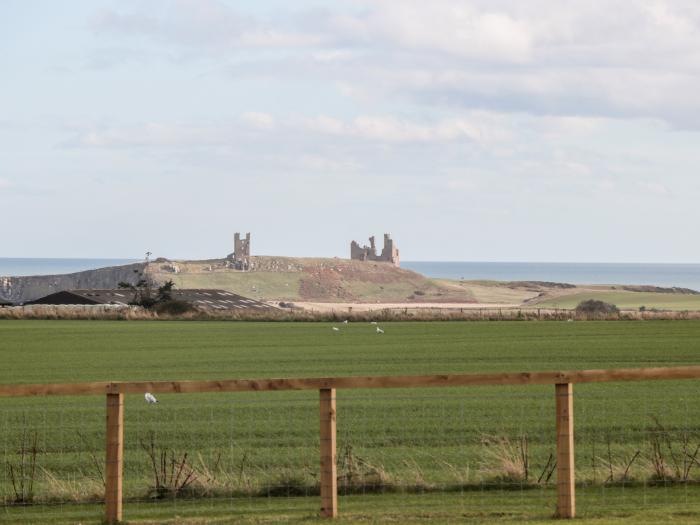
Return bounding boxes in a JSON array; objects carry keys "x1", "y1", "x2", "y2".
[
  {"x1": 0, "y1": 258, "x2": 138, "y2": 277},
  {"x1": 1, "y1": 258, "x2": 699, "y2": 291},
  {"x1": 402, "y1": 261, "x2": 700, "y2": 291}
]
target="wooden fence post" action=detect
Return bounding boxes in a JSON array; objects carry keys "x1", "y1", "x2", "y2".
[
  {"x1": 105, "y1": 392, "x2": 124, "y2": 524},
  {"x1": 320, "y1": 388, "x2": 338, "y2": 518},
  {"x1": 555, "y1": 383, "x2": 575, "y2": 518}
]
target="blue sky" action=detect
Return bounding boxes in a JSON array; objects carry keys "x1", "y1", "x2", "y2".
[{"x1": 2, "y1": 0, "x2": 700, "y2": 262}]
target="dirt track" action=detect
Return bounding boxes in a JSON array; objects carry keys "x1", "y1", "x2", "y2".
[{"x1": 291, "y1": 301, "x2": 521, "y2": 312}]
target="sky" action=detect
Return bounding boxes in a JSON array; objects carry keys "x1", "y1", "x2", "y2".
[{"x1": 2, "y1": 0, "x2": 700, "y2": 262}]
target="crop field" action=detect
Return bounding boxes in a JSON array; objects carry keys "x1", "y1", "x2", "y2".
[{"x1": 3, "y1": 320, "x2": 700, "y2": 524}]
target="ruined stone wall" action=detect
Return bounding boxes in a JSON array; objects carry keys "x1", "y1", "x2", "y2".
[
  {"x1": 350, "y1": 241, "x2": 368, "y2": 261},
  {"x1": 350, "y1": 233, "x2": 400, "y2": 266}
]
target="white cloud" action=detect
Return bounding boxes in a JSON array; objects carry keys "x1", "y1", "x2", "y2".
[
  {"x1": 298, "y1": 154, "x2": 361, "y2": 173},
  {"x1": 66, "y1": 122, "x2": 233, "y2": 149},
  {"x1": 331, "y1": 2, "x2": 534, "y2": 64},
  {"x1": 88, "y1": 1, "x2": 700, "y2": 126},
  {"x1": 241, "y1": 112, "x2": 276, "y2": 130},
  {"x1": 639, "y1": 181, "x2": 670, "y2": 195},
  {"x1": 64, "y1": 112, "x2": 512, "y2": 150},
  {"x1": 91, "y1": 1, "x2": 322, "y2": 51},
  {"x1": 304, "y1": 113, "x2": 510, "y2": 144}
]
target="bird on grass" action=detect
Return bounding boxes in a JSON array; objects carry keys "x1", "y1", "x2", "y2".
[
  {"x1": 376, "y1": 327, "x2": 384, "y2": 334},
  {"x1": 343, "y1": 320, "x2": 348, "y2": 324},
  {"x1": 370, "y1": 321, "x2": 378, "y2": 325},
  {"x1": 332, "y1": 327, "x2": 340, "y2": 331},
  {"x1": 145, "y1": 392, "x2": 158, "y2": 404}
]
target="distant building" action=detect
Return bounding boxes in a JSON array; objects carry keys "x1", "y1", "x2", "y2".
[
  {"x1": 228, "y1": 232, "x2": 251, "y2": 270},
  {"x1": 26, "y1": 289, "x2": 273, "y2": 311},
  {"x1": 350, "y1": 233, "x2": 400, "y2": 267}
]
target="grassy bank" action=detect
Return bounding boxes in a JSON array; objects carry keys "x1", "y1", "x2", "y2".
[{"x1": 3, "y1": 304, "x2": 700, "y2": 321}]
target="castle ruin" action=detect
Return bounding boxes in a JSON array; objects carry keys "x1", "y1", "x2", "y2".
[
  {"x1": 230, "y1": 232, "x2": 251, "y2": 270},
  {"x1": 350, "y1": 233, "x2": 400, "y2": 267}
]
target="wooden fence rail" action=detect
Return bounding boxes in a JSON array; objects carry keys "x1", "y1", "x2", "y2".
[
  {"x1": 3, "y1": 365, "x2": 700, "y2": 398},
  {"x1": 3, "y1": 365, "x2": 700, "y2": 523}
]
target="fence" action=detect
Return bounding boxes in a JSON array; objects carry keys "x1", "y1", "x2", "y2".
[{"x1": 3, "y1": 365, "x2": 700, "y2": 523}]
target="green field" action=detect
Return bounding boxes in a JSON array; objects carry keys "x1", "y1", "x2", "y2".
[
  {"x1": 535, "y1": 291, "x2": 700, "y2": 311},
  {"x1": 3, "y1": 320, "x2": 700, "y2": 524}
]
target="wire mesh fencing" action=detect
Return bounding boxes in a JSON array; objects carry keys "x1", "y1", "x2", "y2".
[
  {"x1": 1, "y1": 396, "x2": 105, "y2": 522},
  {"x1": 574, "y1": 380, "x2": 700, "y2": 514},
  {"x1": 3, "y1": 377, "x2": 700, "y2": 523}
]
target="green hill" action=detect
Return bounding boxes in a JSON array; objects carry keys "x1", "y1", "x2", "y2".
[{"x1": 146, "y1": 256, "x2": 476, "y2": 304}]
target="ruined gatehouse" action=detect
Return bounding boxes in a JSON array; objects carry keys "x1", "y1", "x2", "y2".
[
  {"x1": 350, "y1": 233, "x2": 400, "y2": 267},
  {"x1": 227, "y1": 232, "x2": 251, "y2": 270}
]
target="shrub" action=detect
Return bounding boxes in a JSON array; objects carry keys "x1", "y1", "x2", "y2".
[
  {"x1": 575, "y1": 299, "x2": 619, "y2": 316},
  {"x1": 6, "y1": 429, "x2": 40, "y2": 505},
  {"x1": 140, "y1": 431, "x2": 197, "y2": 499},
  {"x1": 154, "y1": 299, "x2": 195, "y2": 315}
]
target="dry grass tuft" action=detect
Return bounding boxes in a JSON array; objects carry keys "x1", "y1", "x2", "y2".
[
  {"x1": 479, "y1": 435, "x2": 530, "y2": 484},
  {"x1": 337, "y1": 444, "x2": 393, "y2": 494},
  {"x1": 40, "y1": 468, "x2": 103, "y2": 503}
]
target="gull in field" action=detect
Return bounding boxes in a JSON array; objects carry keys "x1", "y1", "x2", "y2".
[
  {"x1": 370, "y1": 321, "x2": 378, "y2": 325},
  {"x1": 332, "y1": 326, "x2": 340, "y2": 331},
  {"x1": 343, "y1": 320, "x2": 348, "y2": 324},
  {"x1": 144, "y1": 392, "x2": 158, "y2": 404},
  {"x1": 376, "y1": 327, "x2": 384, "y2": 334}
]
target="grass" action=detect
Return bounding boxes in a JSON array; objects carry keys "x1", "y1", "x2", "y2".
[
  {"x1": 5, "y1": 488, "x2": 700, "y2": 524},
  {"x1": 534, "y1": 291, "x2": 700, "y2": 311},
  {"x1": 3, "y1": 320, "x2": 700, "y2": 523},
  {"x1": 147, "y1": 257, "x2": 475, "y2": 303},
  {"x1": 434, "y1": 279, "x2": 539, "y2": 305},
  {"x1": 164, "y1": 270, "x2": 305, "y2": 302}
]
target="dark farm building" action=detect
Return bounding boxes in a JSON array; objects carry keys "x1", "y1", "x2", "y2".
[{"x1": 27, "y1": 289, "x2": 273, "y2": 311}]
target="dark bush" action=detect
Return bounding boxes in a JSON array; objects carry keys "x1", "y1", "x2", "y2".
[
  {"x1": 278, "y1": 302, "x2": 296, "y2": 308},
  {"x1": 136, "y1": 296, "x2": 158, "y2": 309},
  {"x1": 575, "y1": 299, "x2": 619, "y2": 316},
  {"x1": 154, "y1": 299, "x2": 195, "y2": 315}
]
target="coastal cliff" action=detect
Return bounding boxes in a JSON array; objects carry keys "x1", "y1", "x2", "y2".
[{"x1": 0, "y1": 263, "x2": 146, "y2": 304}]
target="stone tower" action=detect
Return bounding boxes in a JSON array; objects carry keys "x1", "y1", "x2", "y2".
[{"x1": 233, "y1": 232, "x2": 251, "y2": 270}]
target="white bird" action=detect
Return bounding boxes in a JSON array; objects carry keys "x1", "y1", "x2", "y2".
[
  {"x1": 376, "y1": 327, "x2": 384, "y2": 334},
  {"x1": 343, "y1": 320, "x2": 348, "y2": 324},
  {"x1": 370, "y1": 321, "x2": 378, "y2": 325},
  {"x1": 145, "y1": 392, "x2": 158, "y2": 404},
  {"x1": 332, "y1": 327, "x2": 340, "y2": 331}
]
